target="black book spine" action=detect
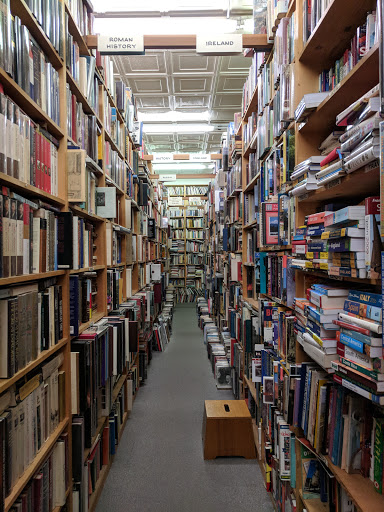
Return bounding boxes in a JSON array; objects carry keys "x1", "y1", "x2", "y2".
[{"x1": 57, "y1": 212, "x2": 73, "y2": 268}]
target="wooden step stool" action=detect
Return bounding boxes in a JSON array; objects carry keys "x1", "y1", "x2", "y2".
[{"x1": 202, "y1": 400, "x2": 256, "y2": 460}]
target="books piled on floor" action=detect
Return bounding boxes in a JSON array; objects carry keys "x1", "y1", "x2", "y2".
[{"x1": 153, "y1": 314, "x2": 170, "y2": 351}]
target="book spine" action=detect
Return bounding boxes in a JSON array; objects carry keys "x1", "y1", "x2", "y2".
[
  {"x1": 344, "y1": 300, "x2": 382, "y2": 322},
  {"x1": 340, "y1": 356, "x2": 381, "y2": 380},
  {"x1": 373, "y1": 419, "x2": 384, "y2": 493}
]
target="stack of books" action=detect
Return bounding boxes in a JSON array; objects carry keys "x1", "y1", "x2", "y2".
[
  {"x1": 290, "y1": 156, "x2": 323, "y2": 196},
  {"x1": 324, "y1": 205, "x2": 366, "y2": 278},
  {"x1": 333, "y1": 289, "x2": 383, "y2": 404},
  {"x1": 295, "y1": 284, "x2": 347, "y2": 369}
]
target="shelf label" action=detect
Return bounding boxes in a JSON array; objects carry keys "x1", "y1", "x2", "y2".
[
  {"x1": 98, "y1": 34, "x2": 144, "y2": 54},
  {"x1": 158, "y1": 174, "x2": 177, "y2": 181},
  {"x1": 153, "y1": 153, "x2": 174, "y2": 163},
  {"x1": 196, "y1": 34, "x2": 243, "y2": 54},
  {"x1": 189, "y1": 153, "x2": 212, "y2": 162},
  {"x1": 168, "y1": 197, "x2": 184, "y2": 206}
]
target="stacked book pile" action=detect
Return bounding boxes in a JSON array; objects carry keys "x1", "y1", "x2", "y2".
[
  {"x1": 304, "y1": 212, "x2": 328, "y2": 271},
  {"x1": 289, "y1": 156, "x2": 322, "y2": 196},
  {"x1": 332, "y1": 289, "x2": 383, "y2": 404},
  {"x1": 324, "y1": 205, "x2": 366, "y2": 279},
  {"x1": 315, "y1": 147, "x2": 344, "y2": 187},
  {"x1": 294, "y1": 284, "x2": 346, "y2": 369}
]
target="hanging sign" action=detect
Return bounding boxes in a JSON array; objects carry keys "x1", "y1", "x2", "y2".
[
  {"x1": 98, "y1": 35, "x2": 144, "y2": 54},
  {"x1": 189, "y1": 154, "x2": 212, "y2": 162},
  {"x1": 158, "y1": 174, "x2": 177, "y2": 181},
  {"x1": 168, "y1": 197, "x2": 184, "y2": 206},
  {"x1": 152, "y1": 153, "x2": 174, "y2": 163},
  {"x1": 196, "y1": 34, "x2": 243, "y2": 55}
]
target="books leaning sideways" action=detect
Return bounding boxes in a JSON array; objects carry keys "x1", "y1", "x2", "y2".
[
  {"x1": 294, "y1": 92, "x2": 329, "y2": 123},
  {"x1": 332, "y1": 289, "x2": 384, "y2": 405},
  {"x1": 289, "y1": 156, "x2": 323, "y2": 196},
  {"x1": 294, "y1": 284, "x2": 348, "y2": 369},
  {"x1": 337, "y1": 85, "x2": 380, "y2": 175}
]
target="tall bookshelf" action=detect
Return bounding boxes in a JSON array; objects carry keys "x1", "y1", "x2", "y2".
[
  {"x1": 205, "y1": 1, "x2": 384, "y2": 512},
  {"x1": 167, "y1": 185, "x2": 207, "y2": 302},
  {"x1": 0, "y1": 1, "x2": 170, "y2": 511}
]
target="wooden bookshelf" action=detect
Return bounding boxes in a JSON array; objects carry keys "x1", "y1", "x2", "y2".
[{"x1": 0, "y1": 2, "x2": 171, "y2": 509}]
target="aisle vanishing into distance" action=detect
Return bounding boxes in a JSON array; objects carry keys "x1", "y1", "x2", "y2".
[{"x1": 96, "y1": 303, "x2": 273, "y2": 512}]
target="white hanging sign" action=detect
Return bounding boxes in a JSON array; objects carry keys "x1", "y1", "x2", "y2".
[
  {"x1": 196, "y1": 34, "x2": 243, "y2": 55},
  {"x1": 152, "y1": 153, "x2": 174, "y2": 163},
  {"x1": 158, "y1": 174, "x2": 177, "y2": 181},
  {"x1": 168, "y1": 197, "x2": 184, "y2": 206},
  {"x1": 98, "y1": 34, "x2": 144, "y2": 54},
  {"x1": 189, "y1": 154, "x2": 212, "y2": 162}
]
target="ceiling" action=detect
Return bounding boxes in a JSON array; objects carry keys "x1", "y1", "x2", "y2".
[{"x1": 113, "y1": 50, "x2": 252, "y2": 153}]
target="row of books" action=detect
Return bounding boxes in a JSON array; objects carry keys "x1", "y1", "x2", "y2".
[
  {"x1": 186, "y1": 230, "x2": 204, "y2": 240},
  {"x1": 25, "y1": 0, "x2": 65, "y2": 57},
  {"x1": 67, "y1": 0, "x2": 94, "y2": 37},
  {"x1": 67, "y1": 88, "x2": 99, "y2": 162},
  {"x1": 174, "y1": 286, "x2": 204, "y2": 303},
  {"x1": 0, "y1": 280, "x2": 63, "y2": 378},
  {"x1": 227, "y1": 158, "x2": 242, "y2": 196},
  {"x1": 0, "y1": 192, "x2": 75, "y2": 278},
  {"x1": 0, "y1": 353, "x2": 65, "y2": 500},
  {"x1": 0, "y1": 92, "x2": 59, "y2": 195},
  {"x1": 170, "y1": 253, "x2": 204, "y2": 265},
  {"x1": 318, "y1": 6, "x2": 378, "y2": 93},
  {"x1": 186, "y1": 218, "x2": 204, "y2": 228}
]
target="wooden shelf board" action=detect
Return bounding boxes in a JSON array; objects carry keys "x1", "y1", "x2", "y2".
[
  {"x1": 66, "y1": 70, "x2": 98, "y2": 118},
  {"x1": 65, "y1": 3, "x2": 91, "y2": 56},
  {"x1": 299, "y1": 0, "x2": 377, "y2": 72},
  {"x1": 299, "y1": 44, "x2": 379, "y2": 143},
  {"x1": 5, "y1": 419, "x2": 69, "y2": 512},
  {"x1": 295, "y1": 267, "x2": 380, "y2": 287},
  {"x1": 75, "y1": 310, "x2": 106, "y2": 337},
  {"x1": 0, "y1": 337, "x2": 68, "y2": 395},
  {"x1": 105, "y1": 175, "x2": 125, "y2": 196},
  {"x1": 325, "y1": 456, "x2": 384, "y2": 512},
  {"x1": 242, "y1": 87, "x2": 258, "y2": 121},
  {"x1": 243, "y1": 219, "x2": 258, "y2": 230},
  {"x1": 84, "y1": 415, "x2": 108, "y2": 461},
  {"x1": 70, "y1": 265, "x2": 104, "y2": 274},
  {"x1": 0, "y1": 269, "x2": 66, "y2": 288},
  {"x1": 244, "y1": 375, "x2": 257, "y2": 401},
  {"x1": 243, "y1": 298, "x2": 259, "y2": 311},
  {"x1": 243, "y1": 173, "x2": 260, "y2": 193},
  {"x1": 10, "y1": 0, "x2": 64, "y2": 69},
  {"x1": 298, "y1": 165, "x2": 379, "y2": 203},
  {"x1": 0, "y1": 173, "x2": 66, "y2": 206},
  {"x1": 104, "y1": 130, "x2": 125, "y2": 161},
  {"x1": 298, "y1": 491, "x2": 328, "y2": 512},
  {"x1": 243, "y1": 133, "x2": 257, "y2": 158},
  {"x1": 0, "y1": 68, "x2": 64, "y2": 139},
  {"x1": 69, "y1": 205, "x2": 106, "y2": 223},
  {"x1": 112, "y1": 374, "x2": 128, "y2": 403}
]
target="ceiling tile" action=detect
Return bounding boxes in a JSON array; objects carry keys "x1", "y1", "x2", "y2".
[
  {"x1": 130, "y1": 76, "x2": 169, "y2": 94},
  {"x1": 173, "y1": 77, "x2": 213, "y2": 94},
  {"x1": 213, "y1": 94, "x2": 243, "y2": 109},
  {"x1": 216, "y1": 75, "x2": 246, "y2": 93},
  {"x1": 136, "y1": 96, "x2": 170, "y2": 109},
  {"x1": 174, "y1": 95, "x2": 210, "y2": 109},
  {"x1": 171, "y1": 52, "x2": 216, "y2": 74},
  {"x1": 219, "y1": 55, "x2": 252, "y2": 74},
  {"x1": 114, "y1": 52, "x2": 167, "y2": 74}
]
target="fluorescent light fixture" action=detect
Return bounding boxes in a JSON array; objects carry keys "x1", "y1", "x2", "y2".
[
  {"x1": 93, "y1": 0, "x2": 226, "y2": 11},
  {"x1": 154, "y1": 163, "x2": 215, "y2": 170},
  {"x1": 138, "y1": 111, "x2": 211, "y2": 123},
  {"x1": 143, "y1": 123, "x2": 215, "y2": 133},
  {"x1": 95, "y1": 16, "x2": 243, "y2": 35}
]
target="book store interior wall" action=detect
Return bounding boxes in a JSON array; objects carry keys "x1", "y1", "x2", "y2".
[{"x1": 2, "y1": 0, "x2": 384, "y2": 511}]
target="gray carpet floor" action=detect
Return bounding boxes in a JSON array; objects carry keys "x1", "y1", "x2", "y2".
[{"x1": 96, "y1": 303, "x2": 274, "y2": 512}]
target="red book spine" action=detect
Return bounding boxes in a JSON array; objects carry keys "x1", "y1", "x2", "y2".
[
  {"x1": 365, "y1": 196, "x2": 380, "y2": 215},
  {"x1": 320, "y1": 148, "x2": 340, "y2": 168},
  {"x1": 333, "y1": 319, "x2": 371, "y2": 336},
  {"x1": 35, "y1": 131, "x2": 40, "y2": 190},
  {"x1": 47, "y1": 139, "x2": 51, "y2": 194}
]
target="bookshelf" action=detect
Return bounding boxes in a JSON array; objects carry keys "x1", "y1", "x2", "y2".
[
  {"x1": 203, "y1": 1, "x2": 384, "y2": 512},
  {"x1": 167, "y1": 185, "x2": 207, "y2": 302},
  {"x1": 0, "y1": 1, "x2": 171, "y2": 510}
]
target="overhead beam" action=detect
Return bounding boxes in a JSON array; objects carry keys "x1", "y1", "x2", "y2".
[
  {"x1": 85, "y1": 34, "x2": 271, "y2": 51},
  {"x1": 143, "y1": 154, "x2": 222, "y2": 161}
]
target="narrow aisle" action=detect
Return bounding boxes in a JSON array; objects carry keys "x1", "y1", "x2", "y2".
[{"x1": 96, "y1": 303, "x2": 273, "y2": 512}]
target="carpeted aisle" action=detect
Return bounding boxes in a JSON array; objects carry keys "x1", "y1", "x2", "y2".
[{"x1": 96, "y1": 302, "x2": 274, "y2": 512}]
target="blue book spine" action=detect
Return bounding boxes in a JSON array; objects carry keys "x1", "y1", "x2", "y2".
[
  {"x1": 344, "y1": 299, "x2": 381, "y2": 322},
  {"x1": 348, "y1": 289, "x2": 382, "y2": 308},
  {"x1": 303, "y1": 370, "x2": 312, "y2": 435},
  {"x1": 307, "y1": 306, "x2": 320, "y2": 323},
  {"x1": 308, "y1": 241, "x2": 328, "y2": 251},
  {"x1": 307, "y1": 226, "x2": 325, "y2": 236},
  {"x1": 306, "y1": 318, "x2": 321, "y2": 337},
  {"x1": 341, "y1": 328, "x2": 376, "y2": 346},
  {"x1": 339, "y1": 332, "x2": 364, "y2": 353},
  {"x1": 331, "y1": 388, "x2": 343, "y2": 465}
]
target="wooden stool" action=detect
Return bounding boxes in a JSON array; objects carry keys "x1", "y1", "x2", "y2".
[{"x1": 202, "y1": 400, "x2": 256, "y2": 460}]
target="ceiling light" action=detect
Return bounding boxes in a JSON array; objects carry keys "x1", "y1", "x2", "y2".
[
  {"x1": 139, "y1": 111, "x2": 211, "y2": 123},
  {"x1": 94, "y1": 16, "x2": 243, "y2": 35},
  {"x1": 143, "y1": 123, "x2": 215, "y2": 133}
]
